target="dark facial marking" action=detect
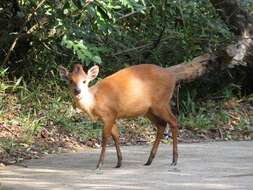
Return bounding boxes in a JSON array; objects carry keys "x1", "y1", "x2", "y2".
[{"x1": 74, "y1": 88, "x2": 81, "y2": 95}]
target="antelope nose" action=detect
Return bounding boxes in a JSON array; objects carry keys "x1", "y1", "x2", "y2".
[{"x1": 74, "y1": 88, "x2": 81, "y2": 95}]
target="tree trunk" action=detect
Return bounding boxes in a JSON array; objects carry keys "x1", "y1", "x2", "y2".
[{"x1": 169, "y1": 0, "x2": 253, "y2": 84}]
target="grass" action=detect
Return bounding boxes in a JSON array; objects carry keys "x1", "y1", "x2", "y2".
[{"x1": 178, "y1": 91, "x2": 253, "y2": 140}]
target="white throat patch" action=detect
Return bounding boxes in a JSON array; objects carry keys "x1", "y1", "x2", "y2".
[{"x1": 77, "y1": 82, "x2": 95, "y2": 115}]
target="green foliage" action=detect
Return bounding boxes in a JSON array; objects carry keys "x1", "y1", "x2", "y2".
[
  {"x1": 1, "y1": 0, "x2": 234, "y2": 76},
  {"x1": 61, "y1": 35, "x2": 102, "y2": 65},
  {"x1": 180, "y1": 90, "x2": 198, "y2": 114},
  {"x1": 0, "y1": 68, "x2": 22, "y2": 94},
  {"x1": 178, "y1": 96, "x2": 252, "y2": 138},
  {"x1": 179, "y1": 113, "x2": 214, "y2": 129}
]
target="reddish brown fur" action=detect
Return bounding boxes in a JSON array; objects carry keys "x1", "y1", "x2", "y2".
[
  {"x1": 68, "y1": 64, "x2": 87, "y2": 86},
  {"x1": 65, "y1": 64, "x2": 178, "y2": 169}
]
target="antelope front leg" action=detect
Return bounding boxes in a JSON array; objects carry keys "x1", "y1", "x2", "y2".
[
  {"x1": 96, "y1": 120, "x2": 114, "y2": 170},
  {"x1": 111, "y1": 124, "x2": 122, "y2": 168}
]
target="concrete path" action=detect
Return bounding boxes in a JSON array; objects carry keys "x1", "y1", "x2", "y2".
[{"x1": 0, "y1": 141, "x2": 253, "y2": 190}]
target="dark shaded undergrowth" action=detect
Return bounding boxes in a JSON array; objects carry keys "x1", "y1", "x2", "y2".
[{"x1": 1, "y1": 76, "x2": 252, "y2": 166}]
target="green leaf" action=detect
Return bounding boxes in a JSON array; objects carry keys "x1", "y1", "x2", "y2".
[
  {"x1": 96, "y1": 5, "x2": 110, "y2": 20},
  {"x1": 92, "y1": 56, "x2": 102, "y2": 64}
]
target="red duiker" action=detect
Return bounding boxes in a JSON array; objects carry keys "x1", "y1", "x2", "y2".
[{"x1": 59, "y1": 64, "x2": 178, "y2": 169}]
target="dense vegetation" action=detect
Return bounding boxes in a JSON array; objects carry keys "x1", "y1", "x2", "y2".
[{"x1": 1, "y1": 0, "x2": 253, "y2": 163}]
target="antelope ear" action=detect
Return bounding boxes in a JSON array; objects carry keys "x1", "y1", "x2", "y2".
[
  {"x1": 58, "y1": 65, "x2": 69, "y2": 81},
  {"x1": 87, "y1": 65, "x2": 99, "y2": 81}
]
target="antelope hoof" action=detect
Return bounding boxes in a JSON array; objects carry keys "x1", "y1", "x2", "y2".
[
  {"x1": 170, "y1": 160, "x2": 177, "y2": 166},
  {"x1": 144, "y1": 160, "x2": 152, "y2": 166},
  {"x1": 115, "y1": 162, "x2": 122, "y2": 168}
]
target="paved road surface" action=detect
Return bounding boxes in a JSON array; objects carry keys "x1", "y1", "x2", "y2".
[{"x1": 1, "y1": 141, "x2": 253, "y2": 190}]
